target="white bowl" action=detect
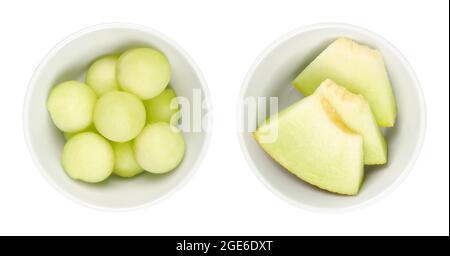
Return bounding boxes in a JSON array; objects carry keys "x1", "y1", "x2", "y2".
[
  {"x1": 237, "y1": 23, "x2": 426, "y2": 212},
  {"x1": 24, "y1": 23, "x2": 212, "y2": 210}
]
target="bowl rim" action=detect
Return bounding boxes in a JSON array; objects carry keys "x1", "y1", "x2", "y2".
[
  {"x1": 236, "y1": 22, "x2": 427, "y2": 213},
  {"x1": 23, "y1": 22, "x2": 213, "y2": 212}
]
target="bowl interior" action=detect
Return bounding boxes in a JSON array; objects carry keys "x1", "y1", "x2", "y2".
[
  {"x1": 25, "y1": 25, "x2": 210, "y2": 209},
  {"x1": 239, "y1": 25, "x2": 425, "y2": 210}
]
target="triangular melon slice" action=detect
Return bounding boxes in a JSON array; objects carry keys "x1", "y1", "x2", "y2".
[
  {"x1": 254, "y1": 94, "x2": 364, "y2": 195},
  {"x1": 316, "y1": 79, "x2": 387, "y2": 165},
  {"x1": 292, "y1": 38, "x2": 397, "y2": 127}
]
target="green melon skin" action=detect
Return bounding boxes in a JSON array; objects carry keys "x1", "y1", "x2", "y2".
[
  {"x1": 134, "y1": 122, "x2": 185, "y2": 174},
  {"x1": 47, "y1": 81, "x2": 97, "y2": 133},
  {"x1": 292, "y1": 38, "x2": 397, "y2": 127},
  {"x1": 85, "y1": 55, "x2": 119, "y2": 96},
  {"x1": 315, "y1": 79, "x2": 387, "y2": 165},
  {"x1": 112, "y1": 141, "x2": 144, "y2": 178},
  {"x1": 144, "y1": 88, "x2": 180, "y2": 124},
  {"x1": 117, "y1": 48, "x2": 171, "y2": 100},
  {"x1": 62, "y1": 132, "x2": 114, "y2": 183},
  {"x1": 254, "y1": 94, "x2": 364, "y2": 196},
  {"x1": 93, "y1": 91, "x2": 146, "y2": 143}
]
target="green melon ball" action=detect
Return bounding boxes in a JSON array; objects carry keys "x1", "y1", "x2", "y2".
[
  {"x1": 85, "y1": 55, "x2": 119, "y2": 96},
  {"x1": 47, "y1": 81, "x2": 97, "y2": 132},
  {"x1": 64, "y1": 125, "x2": 97, "y2": 140},
  {"x1": 117, "y1": 48, "x2": 171, "y2": 99},
  {"x1": 144, "y1": 88, "x2": 180, "y2": 124},
  {"x1": 94, "y1": 91, "x2": 146, "y2": 142},
  {"x1": 134, "y1": 122, "x2": 185, "y2": 174},
  {"x1": 112, "y1": 141, "x2": 144, "y2": 178},
  {"x1": 62, "y1": 132, "x2": 114, "y2": 183}
]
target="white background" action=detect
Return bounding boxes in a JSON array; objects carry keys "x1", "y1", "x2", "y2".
[{"x1": 0, "y1": 0, "x2": 448, "y2": 236}]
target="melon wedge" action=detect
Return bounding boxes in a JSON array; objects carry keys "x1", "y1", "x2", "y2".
[
  {"x1": 316, "y1": 79, "x2": 387, "y2": 165},
  {"x1": 254, "y1": 94, "x2": 364, "y2": 195},
  {"x1": 292, "y1": 38, "x2": 397, "y2": 127}
]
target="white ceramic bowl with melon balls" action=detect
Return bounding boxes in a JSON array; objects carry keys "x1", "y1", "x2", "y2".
[
  {"x1": 238, "y1": 23, "x2": 426, "y2": 212},
  {"x1": 24, "y1": 23, "x2": 212, "y2": 210}
]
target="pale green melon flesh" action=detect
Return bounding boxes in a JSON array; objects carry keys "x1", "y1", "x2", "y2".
[
  {"x1": 117, "y1": 48, "x2": 171, "y2": 100},
  {"x1": 134, "y1": 122, "x2": 185, "y2": 174},
  {"x1": 316, "y1": 79, "x2": 387, "y2": 165},
  {"x1": 292, "y1": 38, "x2": 397, "y2": 127},
  {"x1": 62, "y1": 132, "x2": 114, "y2": 183},
  {"x1": 47, "y1": 81, "x2": 97, "y2": 132},
  {"x1": 144, "y1": 88, "x2": 180, "y2": 124},
  {"x1": 254, "y1": 94, "x2": 364, "y2": 195},
  {"x1": 85, "y1": 55, "x2": 119, "y2": 96},
  {"x1": 64, "y1": 125, "x2": 97, "y2": 140},
  {"x1": 112, "y1": 141, "x2": 144, "y2": 178},
  {"x1": 94, "y1": 91, "x2": 146, "y2": 142}
]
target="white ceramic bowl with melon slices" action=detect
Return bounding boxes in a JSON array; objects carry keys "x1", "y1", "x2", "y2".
[
  {"x1": 238, "y1": 23, "x2": 426, "y2": 212},
  {"x1": 24, "y1": 23, "x2": 212, "y2": 210}
]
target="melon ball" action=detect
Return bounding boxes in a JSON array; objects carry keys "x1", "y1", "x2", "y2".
[
  {"x1": 144, "y1": 88, "x2": 180, "y2": 124},
  {"x1": 86, "y1": 55, "x2": 119, "y2": 96},
  {"x1": 47, "y1": 81, "x2": 97, "y2": 132},
  {"x1": 112, "y1": 141, "x2": 144, "y2": 178},
  {"x1": 94, "y1": 91, "x2": 146, "y2": 142},
  {"x1": 117, "y1": 48, "x2": 171, "y2": 99},
  {"x1": 134, "y1": 123, "x2": 185, "y2": 174},
  {"x1": 64, "y1": 125, "x2": 97, "y2": 140},
  {"x1": 62, "y1": 132, "x2": 114, "y2": 183}
]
